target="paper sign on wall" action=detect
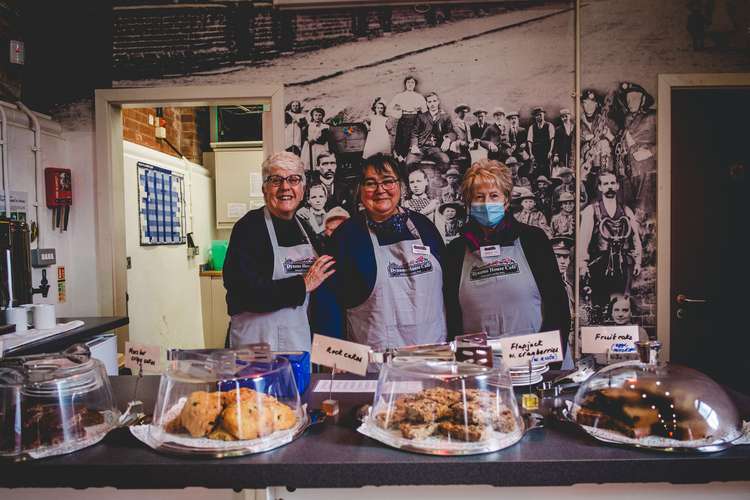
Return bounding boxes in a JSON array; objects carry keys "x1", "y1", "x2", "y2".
[
  {"x1": 125, "y1": 341, "x2": 162, "y2": 374},
  {"x1": 227, "y1": 202, "x2": 248, "y2": 219},
  {"x1": 250, "y1": 172, "x2": 263, "y2": 198},
  {"x1": 498, "y1": 330, "x2": 563, "y2": 367},
  {"x1": 581, "y1": 325, "x2": 638, "y2": 354},
  {"x1": 311, "y1": 334, "x2": 370, "y2": 376}
]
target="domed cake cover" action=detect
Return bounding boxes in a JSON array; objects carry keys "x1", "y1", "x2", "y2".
[
  {"x1": 146, "y1": 348, "x2": 306, "y2": 456},
  {"x1": 572, "y1": 341, "x2": 742, "y2": 452},
  {"x1": 0, "y1": 344, "x2": 119, "y2": 461},
  {"x1": 360, "y1": 360, "x2": 525, "y2": 455}
]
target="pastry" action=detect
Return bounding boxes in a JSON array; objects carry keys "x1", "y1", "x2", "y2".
[
  {"x1": 179, "y1": 391, "x2": 224, "y2": 437},
  {"x1": 405, "y1": 398, "x2": 451, "y2": 423},
  {"x1": 375, "y1": 406, "x2": 408, "y2": 430},
  {"x1": 437, "y1": 421, "x2": 486, "y2": 442},
  {"x1": 421, "y1": 387, "x2": 462, "y2": 406},
  {"x1": 207, "y1": 427, "x2": 236, "y2": 441},
  {"x1": 269, "y1": 401, "x2": 297, "y2": 431},
  {"x1": 221, "y1": 401, "x2": 275, "y2": 440},
  {"x1": 492, "y1": 404, "x2": 517, "y2": 433},
  {"x1": 399, "y1": 422, "x2": 438, "y2": 440},
  {"x1": 451, "y1": 401, "x2": 492, "y2": 426},
  {"x1": 20, "y1": 404, "x2": 103, "y2": 449}
]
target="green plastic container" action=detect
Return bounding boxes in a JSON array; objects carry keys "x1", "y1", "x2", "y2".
[{"x1": 211, "y1": 240, "x2": 228, "y2": 271}]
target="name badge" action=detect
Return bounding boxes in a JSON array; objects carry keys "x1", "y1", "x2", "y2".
[
  {"x1": 412, "y1": 244, "x2": 430, "y2": 255},
  {"x1": 480, "y1": 245, "x2": 501, "y2": 260}
]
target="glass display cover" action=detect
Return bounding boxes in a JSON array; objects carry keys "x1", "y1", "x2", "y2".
[
  {"x1": 571, "y1": 342, "x2": 742, "y2": 452},
  {"x1": 359, "y1": 360, "x2": 524, "y2": 455},
  {"x1": 0, "y1": 344, "x2": 119, "y2": 461},
  {"x1": 143, "y1": 349, "x2": 306, "y2": 456}
]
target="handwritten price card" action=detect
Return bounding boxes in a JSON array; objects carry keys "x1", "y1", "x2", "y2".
[
  {"x1": 498, "y1": 330, "x2": 563, "y2": 367},
  {"x1": 125, "y1": 341, "x2": 162, "y2": 374},
  {"x1": 311, "y1": 334, "x2": 370, "y2": 376},
  {"x1": 581, "y1": 325, "x2": 638, "y2": 354}
]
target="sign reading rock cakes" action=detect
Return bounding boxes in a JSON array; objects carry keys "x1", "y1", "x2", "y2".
[
  {"x1": 581, "y1": 325, "x2": 639, "y2": 354},
  {"x1": 498, "y1": 330, "x2": 563, "y2": 367},
  {"x1": 311, "y1": 334, "x2": 370, "y2": 376}
]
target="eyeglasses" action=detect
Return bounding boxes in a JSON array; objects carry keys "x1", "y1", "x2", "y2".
[
  {"x1": 361, "y1": 177, "x2": 399, "y2": 192},
  {"x1": 265, "y1": 174, "x2": 304, "y2": 187}
]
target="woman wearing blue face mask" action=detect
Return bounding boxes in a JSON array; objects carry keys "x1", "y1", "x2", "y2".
[{"x1": 444, "y1": 159, "x2": 570, "y2": 349}]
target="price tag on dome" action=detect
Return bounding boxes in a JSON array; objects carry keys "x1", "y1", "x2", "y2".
[
  {"x1": 498, "y1": 330, "x2": 563, "y2": 367},
  {"x1": 125, "y1": 341, "x2": 162, "y2": 374},
  {"x1": 581, "y1": 325, "x2": 638, "y2": 354},
  {"x1": 311, "y1": 334, "x2": 370, "y2": 376}
]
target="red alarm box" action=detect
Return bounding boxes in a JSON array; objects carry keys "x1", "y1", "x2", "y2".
[
  {"x1": 45, "y1": 167, "x2": 72, "y2": 208},
  {"x1": 45, "y1": 167, "x2": 73, "y2": 231}
]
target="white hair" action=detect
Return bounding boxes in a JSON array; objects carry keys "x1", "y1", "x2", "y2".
[{"x1": 262, "y1": 151, "x2": 306, "y2": 184}]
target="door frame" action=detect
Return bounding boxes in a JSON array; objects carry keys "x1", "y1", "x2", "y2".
[
  {"x1": 94, "y1": 84, "x2": 285, "y2": 345},
  {"x1": 656, "y1": 73, "x2": 750, "y2": 360}
]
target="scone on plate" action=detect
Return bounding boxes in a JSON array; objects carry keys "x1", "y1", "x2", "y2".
[
  {"x1": 221, "y1": 401, "x2": 275, "y2": 440},
  {"x1": 179, "y1": 391, "x2": 224, "y2": 437}
]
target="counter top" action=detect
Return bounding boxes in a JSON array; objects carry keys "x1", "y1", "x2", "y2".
[
  {"x1": 1, "y1": 373, "x2": 749, "y2": 490},
  {"x1": 4, "y1": 316, "x2": 129, "y2": 356}
]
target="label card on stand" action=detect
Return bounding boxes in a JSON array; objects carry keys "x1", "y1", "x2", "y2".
[
  {"x1": 125, "y1": 342, "x2": 162, "y2": 374},
  {"x1": 311, "y1": 334, "x2": 370, "y2": 376},
  {"x1": 498, "y1": 330, "x2": 563, "y2": 367},
  {"x1": 581, "y1": 325, "x2": 638, "y2": 354}
]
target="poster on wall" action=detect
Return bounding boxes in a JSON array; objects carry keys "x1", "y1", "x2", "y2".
[{"x1": 137, "y1": 161, "x2": 186, "y2": 246}]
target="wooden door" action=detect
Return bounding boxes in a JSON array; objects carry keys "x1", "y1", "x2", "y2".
[{"x1": 670, "y1": 88, "x2": 749, "y2": 393}]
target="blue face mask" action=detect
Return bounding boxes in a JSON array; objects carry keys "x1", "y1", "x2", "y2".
[{"x1": 470, "y1": 202, "x2": 505, "y2": 227}]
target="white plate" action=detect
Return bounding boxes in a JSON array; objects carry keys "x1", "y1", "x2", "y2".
[{"x1": 510, "y1": 373, "x2": 544, "y2": 387}]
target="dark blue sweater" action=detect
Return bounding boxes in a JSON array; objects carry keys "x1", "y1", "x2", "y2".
[{"x1": 329, "y1": 209, "x2": 446, "y2": 311}]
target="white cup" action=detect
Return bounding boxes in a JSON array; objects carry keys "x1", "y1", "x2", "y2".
[
  {"x1": 32, "y1": 304, "x2": 56, "y2": 330},
  {"x1": 4, "y1": 307, "x2": 28, "y2": 332},
  {"x1": 18, "y1": 304, "x2": 35, "y2": 326}
]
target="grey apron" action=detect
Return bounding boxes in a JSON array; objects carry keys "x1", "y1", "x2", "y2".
[
  {"x1": 458, "y1": 238, "x2": 542, "y2": 338},
  {"x1": 346, "y1": 218, "x2": 447, "y2": 352},
  {"x1": 230, "y1": 207, "x2": 317, "y2": 351}
]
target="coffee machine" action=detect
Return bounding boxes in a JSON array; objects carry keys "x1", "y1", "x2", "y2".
[{"x1": 0, "y1": 218, "x2": 33, "y2": 308}]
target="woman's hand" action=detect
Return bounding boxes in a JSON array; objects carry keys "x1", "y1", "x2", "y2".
[{"x1": 304, "y1": 255, "x2": 336, "y2": 292}]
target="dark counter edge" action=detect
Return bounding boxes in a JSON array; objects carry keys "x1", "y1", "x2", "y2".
[
  {"x1": 3, "y1": 456, "x2": 750, "y2": 490},
  {"x1": 4, "y1": 317, "x2": 129, "y2": 356}
]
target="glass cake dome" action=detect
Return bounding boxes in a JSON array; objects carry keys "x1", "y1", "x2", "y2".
[
  {"x1": 571, "y1": 341, "x2": 742, "y2": 452},
  {"x1": 358, "y1": 359, "x2": 525, "y2": 455},
  {"x1": 0, "y1": 344, "x2": 119, "y2": 461},
  {"x1": 142, "y1": 347, "x2": 307, "y2": 457}
]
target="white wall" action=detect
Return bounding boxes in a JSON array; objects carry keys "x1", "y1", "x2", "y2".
[
  {"x1": 123, "y1": 141, "x2": 215, "y2": 349},
  {"x1": 1, "y1": 102, "x2": 99, "y2": 317}
]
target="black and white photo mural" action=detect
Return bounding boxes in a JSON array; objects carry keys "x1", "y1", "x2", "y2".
[{"x1": 105, "y1": 0, "x2": 750, "y2": 358}]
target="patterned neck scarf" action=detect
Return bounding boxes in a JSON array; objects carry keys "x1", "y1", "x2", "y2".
[{"x1": 366, "y1": 210, "x2": 412, "y2": 240}]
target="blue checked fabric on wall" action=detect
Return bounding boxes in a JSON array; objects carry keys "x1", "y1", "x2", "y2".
[{"x1": 137, "y1": 161, "x2": 185, "y2": 245}]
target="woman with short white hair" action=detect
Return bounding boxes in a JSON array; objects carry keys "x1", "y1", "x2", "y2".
[{"x1": 223, "y1": 151, "x2": 335, "y2": 350}]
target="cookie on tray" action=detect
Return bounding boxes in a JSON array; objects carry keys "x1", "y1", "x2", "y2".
[
  {"x1": 399, "y1": 422, "x2": 438, "y2": 440},
  {"x1": 451, "y1": 401, "x2": 493, "y2": 426},
  {"x1": 375, "y1": 406, "x2": 408, "y2": 430},
  {"x1": 421, "y1": 387, "x2": 462, "y2": 406},
  {"x1": 405, "y1": 398, "x2": 452, "y2": 423},
  {"x1": 221, "y1": 401, "x2": 275, "y2": 440},
  {"x1": 437, "y1": 421, "x2": 487, "y2": 442},
  {"x1": 492, "y1": 404, "x2": 517, "y2": 433},
  {"x1": 179, "y1": 391, "x2": 224, "y2": 437}
]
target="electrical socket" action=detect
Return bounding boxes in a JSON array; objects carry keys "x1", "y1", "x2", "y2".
[
  {"x1": 148, "y1": 114, "x2": 154, "y2": 126},
  {"x1": 155, "y1": 126, "x2": 166, "y2": 139}
]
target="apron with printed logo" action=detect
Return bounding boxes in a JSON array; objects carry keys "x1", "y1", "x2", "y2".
[
  {"x1": 458, "y1": 238, "x2": 542, "y2": 338},
  {"x1": 230, "y1": 207, "x2": 317, "y2": 351},
  {"x1": 346, "y1": 218, "x2": 447, "y2": 352}
]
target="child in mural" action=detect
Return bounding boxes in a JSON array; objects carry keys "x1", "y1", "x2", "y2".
[
  {"x1": 303, "y1": 183, "x2": 328, "y2": 236},
  {"x1": 301, "y1": 107, "x2": 331, "y2": 171},
  {"x1": 534, "y1": 175, "x2": 556, "y2": 223},
  {"x1": 284, "y1": 100, "x2": 307, "y2": 156},
  {"x1": 388, "y1": 75, "x2": 427, "y2": 161},
  {"x1": 363, "y1": 97, "x2": 392, "y2": 159},
  {"x1": 439, "y1": 165, "x2": 463, "y2": 203},
  {"x1": 551, "y1": 191, "x2": 576, "y2": 238},
  {"x1": 437, "y1": 202, "x2": 465, "y2": 242},
  {"x1": 514, "y1": 187, "x2": 552, "y2": 239},
  {"x1": 404, "y1": 167, "x2": 439, "y2": 221}
]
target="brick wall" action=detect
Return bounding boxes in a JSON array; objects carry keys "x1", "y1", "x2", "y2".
[
  {"x1": 113, "y1": 4, "x2": 235, "y2": 79},
  {"x1": 122, "y1": 107, "x2": 203, "y2": 165}
]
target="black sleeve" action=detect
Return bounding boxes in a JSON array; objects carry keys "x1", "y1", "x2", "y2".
[
  {"x1": 522, "y1": 226, "x2": 571, "y2": 347},
  {"x1": 223, "y1": 212, "x2": 307, "y2": 315},
  {"x1": 444, "y1": 237, "x2": 466, "y2": 341},
  {"x1": 329, "y1": 217, "x2": 375, "y2": 310}
]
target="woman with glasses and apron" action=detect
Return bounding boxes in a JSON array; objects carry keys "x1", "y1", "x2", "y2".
[
  {"x1": 328, "y1": 155, "x2": 447, "y2": 354},
  {"x1": 223, "y1": 152, "x2": 336, "y2": 351}
]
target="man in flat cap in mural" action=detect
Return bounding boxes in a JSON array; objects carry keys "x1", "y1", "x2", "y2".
[
  {"x1": 554, "y1": 108, "x2": 575, "y2": 169},
  {"x1": 579, "y1": 172, "x2": 642, "y2": 314},
  {"x1": 527, "y1": 106, "x2": 556, "y2": 180},
  {"x1": 479, "y1": 107, "x2": 510, "y2": 162},
  {"x1": 470, "y1": 107, "x2": 489, "y2": 143},
  {"x1": 450, "y1": 103, "x2": 472, "y2": 166}
]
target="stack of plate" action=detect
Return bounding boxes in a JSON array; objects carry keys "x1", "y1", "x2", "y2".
[{"x1": 508, "y1": 362, "x2": 549, "y2": 387}]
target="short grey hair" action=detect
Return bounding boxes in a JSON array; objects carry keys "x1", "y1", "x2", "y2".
[{"x1": 262, "y1": 151, "x2": 306, "y2": 184}]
